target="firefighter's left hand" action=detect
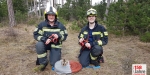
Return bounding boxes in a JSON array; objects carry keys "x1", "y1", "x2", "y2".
[{"x1": 53, "y1": 34, "x2": 59, "y2": 39}]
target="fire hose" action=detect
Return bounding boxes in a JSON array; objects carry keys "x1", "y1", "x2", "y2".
[
  {"x1": 54, "y1": 60, "x2": 82, "y2": 74},
  {"x1": 79, "y1": 40, "x2": 91, "y2": 50},
  {"x1": 48, "y1": 34, "x2": 58, "y2": 43}
]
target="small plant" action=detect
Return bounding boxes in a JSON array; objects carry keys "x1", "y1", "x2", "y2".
[
  {"x1": 70, "y1": 21, "x2": 81, "y2": 32},
  {"x1": 140, "y1": 32, "x2": 150, "y2": 42},
  {"x1": 0, "y1": 23, "x2": 4, "y2": 27},
  {"x1": 27, "y1": 18, "x2": 37, "y2": 26}
]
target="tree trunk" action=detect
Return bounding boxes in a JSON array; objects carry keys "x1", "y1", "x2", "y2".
[
  {"x1": 26, "y1": 0, "x2": 29, "y2": 17},
  {"x1": 38, "y1": 0, "x2": 41, "y2": 17},
  {"x1": 54, "y1": 0, "x2": 57, "y2": 8},
  {"x1": 103, "y1": 0, "x2": 110, "y2": 21},
  {"x1": 34, "y1": 0, "x2": 38, "y2": 16},
  {"x1": 7, "y1": 0, "x2": 15, "y2": 27},
  {"x1": 62, "y1": 0, "x2": 63, "y2": 5}
]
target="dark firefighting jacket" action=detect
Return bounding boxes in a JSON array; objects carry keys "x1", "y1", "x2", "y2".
[
  {"x1": 78, "y1": 21, "x2": 108, "y2": 47},
  {"x1": 33, "y1": 20, "x2": 68, "y2": 47}
]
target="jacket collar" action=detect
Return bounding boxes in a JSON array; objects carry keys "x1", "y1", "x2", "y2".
[
  {"x1": 45, "y1": 20, "x2": 58, "y2": 28},
  {"x1": 86, "y1": 21, "x2": 98, "y2": 30}
]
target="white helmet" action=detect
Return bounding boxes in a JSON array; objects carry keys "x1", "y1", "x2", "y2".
[{"x1": 44, "y1": 6, "x2": 58, "y2": 21}]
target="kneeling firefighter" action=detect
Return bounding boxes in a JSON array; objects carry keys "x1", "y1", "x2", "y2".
[
  {"x1": 78, "y1": 8, "x2": 108, "y2": 68},
  {"x1": 33, "y1": 6, "x2": 68, "y2": 71}
]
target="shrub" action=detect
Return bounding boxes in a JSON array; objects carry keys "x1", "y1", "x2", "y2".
[
  {"x1": 58, "y1": 17, "x2": 67, "y2": 25},
  {"x1": 15, "y1": 11, "x2": 27, "y2": 24},
  {"x1": 70, "y1": 21, "x2": 81, "y2": 32},
  {"x1": 140, "y1": 32, "x2": 150, "y2": 42}
]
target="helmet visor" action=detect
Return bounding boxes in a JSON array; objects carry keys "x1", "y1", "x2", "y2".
[{"x1": 87, "y1": 10, "x2": 97, "y2": 16}]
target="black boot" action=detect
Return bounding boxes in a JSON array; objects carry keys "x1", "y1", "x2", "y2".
[
  {"x1": 98, "y1": 56, "x2": 104, "y2": 63},
  {"x1": 36, "y1": 58, "x2": 40, "y2": 65},
  {"x1": 34, "y1": 59, "x2": 48, "y2": 71},
  {"x1": 90, "y1": 60, "x2": 100, "y2": 66},
  {"x1": 40, "y1": 62, "x2": 48, "y2": 71},
  {"x1": 34, "y1": 63, "x2": 48, "y2": 71}
]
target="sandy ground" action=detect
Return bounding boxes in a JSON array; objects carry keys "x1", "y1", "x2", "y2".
[{"x1": 0, "y1": 24, "x2": 149, "y2": 75}]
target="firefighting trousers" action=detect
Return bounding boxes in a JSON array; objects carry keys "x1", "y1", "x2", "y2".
[
  {"x1": 35, "y1": 41, "x2": 61, "y2": 66},
  {"x1": 78, "y1": 48, "x2": 91, "y2": 67}
]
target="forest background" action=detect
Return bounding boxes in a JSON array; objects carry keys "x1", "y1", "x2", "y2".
[{"x1": 1, "y1": 0, "x2": 150, "y2": 42}]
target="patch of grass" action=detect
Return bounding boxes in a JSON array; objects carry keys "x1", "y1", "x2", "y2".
[
  {"x1": 140, "y1": 32, "x2": 150, "y2": 42},
  {"x1": 0, "y1": 23, "x2": 4, "y2": 27},
  {"x1": 148, "y1": 68, "x2": 150, "y2": 75},
  {"x1": 0, "y1": 28, "x2": 18, "y2": 45},
  {"x1": 108, "y1": 29, "x2": 123, "y2": 37},
  {"x1": 0, "y1": 21, "x2": 9, "y2": 27}
]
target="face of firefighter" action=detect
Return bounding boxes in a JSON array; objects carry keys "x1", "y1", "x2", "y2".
[
  {"x1": 47, "y1": 14, "x2": 55, "y2": 22},
  {"x1": 87, "y1": 15, "x2": 96, "y2": 24}
]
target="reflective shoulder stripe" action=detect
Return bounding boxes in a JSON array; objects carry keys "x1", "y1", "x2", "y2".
[
  {"x1": 51, "y1": 44, "x2": 62, "y2": 48},
  {"x1": 37, "y1": 53, "x2": 47, "y2": 58},
  {"x1": 98, "y1": 40, "x2": 102, "y2": 45},
  {"x1": 90, "y1": 53, "x2": 97, "y2": 60},
  {"x1": 83, "y1": 31, "x2": 88, "y2": 34},
  {"x1": 104, "y1": 32, "x2": 108, "y2": 36},
  {"x1": 37, "y1": 36, "x2": 42, "y2": 41}
]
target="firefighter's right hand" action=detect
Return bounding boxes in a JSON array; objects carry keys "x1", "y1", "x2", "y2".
[
  {"x1": 85, "y1": 43, "x2": 91, "y2": 49},
  {"x1": 79, "y1": 38, "x2": 84, "y2": 43},
  {"x1": 45, "y1": 38, "x2": 51, "y2": 45}
]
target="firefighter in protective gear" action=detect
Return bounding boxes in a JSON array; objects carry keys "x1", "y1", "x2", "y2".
[
  {"x1": 33, "y1": 6, "x2": 68, "y2": 71},
  {"x1": 78, "y1": 8, "x2": 108, "y2": 68}
]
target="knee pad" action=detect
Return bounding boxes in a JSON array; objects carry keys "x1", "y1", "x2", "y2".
[
  {"x1": 35, "y1": 41, "x2": 46, "y2": 54},
  {"x1": 36, "y1": 41, "x2": 45, "y2": 48},
  {"x1": 91, "y1": 45, "x2": 103, "y2": 57}
]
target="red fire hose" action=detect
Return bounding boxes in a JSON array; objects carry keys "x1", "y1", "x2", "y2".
[
  {"x1": 69, "y1": 60, "x2": 82, "y2": 73},
  {"x1": 49, "y1": 34, "x2": 58, "y2": 43},
  {"x1": 54, "y1": 60, "x2": 82, "y2": 74}
]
